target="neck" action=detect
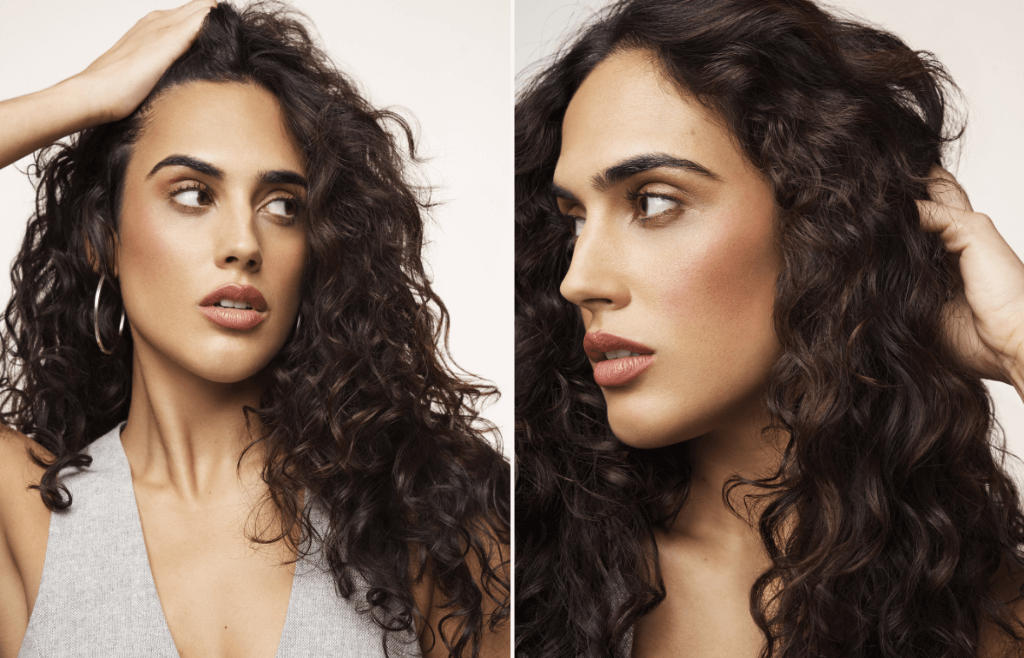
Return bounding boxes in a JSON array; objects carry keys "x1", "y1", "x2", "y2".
[
  {"x1": 668, "y1": 400, "x2": 784, "y2": 553},
  {"x1": 120, "y1": 337, "x2": 266, "y2": 503}
]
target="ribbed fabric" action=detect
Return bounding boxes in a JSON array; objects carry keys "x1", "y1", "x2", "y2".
[{"x1": 18, "y1": 424, "x2": 421, "y2": 658}]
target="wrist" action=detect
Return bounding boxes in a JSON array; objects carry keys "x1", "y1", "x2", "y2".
[
  {"x1": 1004, "y1": 349, "x2": 1024, "y2": 400},
  {"x1": 49, "y1": 75, "x2": 112, "y2": 131}
]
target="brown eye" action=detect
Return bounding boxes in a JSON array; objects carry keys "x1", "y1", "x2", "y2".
[
  {"x1": 265, "y1": 197, "x2": 300, "y2": 219},
  {"x1": 638, "y1": 194, "x2": 678, "y2": 218},
  {"x1": 171, "y1": 186, "x2": 212, "y2": 208}
]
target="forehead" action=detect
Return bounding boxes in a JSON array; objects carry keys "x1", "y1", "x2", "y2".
[
  {"x1": 554, "y1": 49, "x2": 747, "y2": 186},
  {"x1": 129, "y1": 80, "x2": 306, "y2": 177}
]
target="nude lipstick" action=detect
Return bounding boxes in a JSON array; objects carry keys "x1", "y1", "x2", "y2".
[
  {"x1": 198, "y1": 283, "x2": 268, "y2": 330},
  {"x1": 583, "y1": 331, "x2": 655, "y2": 387}
]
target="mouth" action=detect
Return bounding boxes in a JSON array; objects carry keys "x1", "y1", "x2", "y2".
[
  {"x1": 212, "y1": 299, "x2": 255, "y2": 310},
  {"x1": 602, "y1": 349, "x2": 645, "y2": 361},
  {"x1": 198, "y1": 283, "x2": 268, "y2": 330},
  {"x1": 582, "y1": 331, "x2": 654, "y2": 361},
  {"x1": 583, "y1": 331, "x2": 655, "y2": 387}
]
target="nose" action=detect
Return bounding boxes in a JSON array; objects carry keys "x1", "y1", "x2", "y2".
[
  {"x1": 558, "y1": 216, "x2": 629, "y2": 313},
  {"x1": 214, "y1": 201, "x2": 262, "y2": 272}
]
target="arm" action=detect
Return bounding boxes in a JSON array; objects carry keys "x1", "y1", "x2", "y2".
[
  {"x1": 0, "y1": 0, "x2": 217, "y2": 172},
  {"x1": 0, "y1": 429, "x2": 53, "y2": 658}
]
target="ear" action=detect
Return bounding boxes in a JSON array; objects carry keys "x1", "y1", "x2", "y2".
[{"x1": 81, "y1": 224, "x2": 120, "y2": 279}]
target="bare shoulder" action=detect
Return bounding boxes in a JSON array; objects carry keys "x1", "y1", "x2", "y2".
[
  {"x1": 0, "y1": 426, "x2": 52, "y2": 658},
  {"x1": 0, "y1": 424, "x2": 52, "y2": 517},
  {"x1": 411, "y1": 529, "x2": 510, "y2": 658},
  {"x1": 980, "y1": 564, "x2": 1024, "y2": 658}
]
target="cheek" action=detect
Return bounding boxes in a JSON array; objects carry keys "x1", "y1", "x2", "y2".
[
  {"x1": 118, "y1": 206, "x2": 194, "y2": 298},
  {"x1": 273, "y1": 235, "x2": 308, "y2": 291},
  {"x1": 658, "y1": 209, "x2": 778, "y2": 355}
]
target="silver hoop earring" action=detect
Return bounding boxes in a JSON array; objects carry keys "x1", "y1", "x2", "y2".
[
  {"x1": 94, "y1": 272, "x2": 126, "y2": 355},
  {"x1": 294, "y1": 313, "x2": 302, "y2": 334}
]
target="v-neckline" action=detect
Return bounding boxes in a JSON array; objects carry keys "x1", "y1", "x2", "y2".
[{"x1": 110, "y1": 423, "x2": 299, "y2": 658}]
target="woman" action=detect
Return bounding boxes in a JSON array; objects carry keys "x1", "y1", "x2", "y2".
[
  {"x1": 0, "y1": 2, "x2": 509, "y2": 656},
  {"x1": 515, "y1": 0, "x2": 1024, "y2": 656}
]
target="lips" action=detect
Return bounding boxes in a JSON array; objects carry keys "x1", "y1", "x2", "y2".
[
  {"x1": 583, "y1": 331, "x2": 655, "y2": 387},
  {"x1": 198, "y1": 283, "x2": 268, "y2": 330}
]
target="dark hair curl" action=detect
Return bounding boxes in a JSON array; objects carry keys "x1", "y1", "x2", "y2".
[
  {"x1": 515, "y1": 0, "x2": 1024, "y2": 657},
  {"x1": 0, "y1": 3, "x2": 509, "y2": 655}
]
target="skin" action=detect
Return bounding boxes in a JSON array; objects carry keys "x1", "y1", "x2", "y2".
[
  {"x1": 556, "y1": 48, "x2": 1024, "y2": 657},
  {"x1": 0, "y1": 2, "x2": 508, "y2": 656}
]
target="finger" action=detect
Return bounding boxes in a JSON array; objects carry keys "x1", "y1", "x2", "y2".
[
  {"x1": 147, "y1": 0, "x2": 215, "y2": 31},
  {"x1": 917, "y1": 199, "x2": 987, "y2": 254},
  {"x1": 917, "y1": 198, "x2": 965, "y2": 235},
  {"x1": 917, "y1": 200, "x2": 1011, "y2": 266},
  {"x1": 150, "y1": 3, "x2": 214, "y2": 47},
  {"x1": 168, "y1": 0, "x2": 217, "y2": 16},
  {"x1": 926, "y1": 164, "x2": 974, "y2": 213},
  {"x1": 119, "y1": 3, "x2": 209, "y2": 47}
]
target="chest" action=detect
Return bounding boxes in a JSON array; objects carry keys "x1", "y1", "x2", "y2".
[
  {"x1": 133, "y1": 492, "x2": 296, "y2": 658},
  {"x1": 631, "y1": 537, "x2": 766, "y2": 658},
  {"x1": 17, "y1": 430, "x2": 413, "y2": 658}
]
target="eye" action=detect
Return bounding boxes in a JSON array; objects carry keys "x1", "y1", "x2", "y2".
[
  {"x1": 171, "y1": 184, "x2": 212, "y2": 208},
  {"x1": 625, "y1": 188, "x2": 685, "y2": 225},
  {"x1": 638, "y1": 195, "x2": 679, "y2": 218},
  {"x1": 572, "y1": 216, "x2": 585, "y2": 237},
  {"x1": 264, "y1": 196, "x2": 301, "y2": 220}
]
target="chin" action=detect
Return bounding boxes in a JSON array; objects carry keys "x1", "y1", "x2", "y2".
[
  {"x1": 604, "y1": 399, "x2": 709, "y2": 450},
  {"x1": 132, "y1": 328, "x2": 284, "y2": 385},
  {"x1": 186, "y1": 346, "x2": 281, "y2": 384}
]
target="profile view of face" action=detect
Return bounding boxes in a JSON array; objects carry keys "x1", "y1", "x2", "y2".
[
  {"x1": 555, "y1": 49, "x2": 782, "y2": 448},
  {"x1": 116, "y1": 81, "x2": 308, "y2": 384}
]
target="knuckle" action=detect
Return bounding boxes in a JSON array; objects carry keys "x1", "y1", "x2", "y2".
[{"x1": 969, "y1": 212, "x2": 994, "y2": 232}]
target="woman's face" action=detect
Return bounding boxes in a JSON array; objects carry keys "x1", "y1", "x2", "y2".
[
  {"x1": 117, "y1": 81, "x2": 308, "y2": 384},
  {"x1": 555, "y1": 49, "x2": 781, "y2": 448}
]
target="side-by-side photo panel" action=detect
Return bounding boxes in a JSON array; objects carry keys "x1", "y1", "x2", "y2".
[
  {"x1": 515, "y1": 0, "x2": 1024, "y2": 656},
  {"x1": 0, "y1": 1, "x2": 511, "y2": 656}
]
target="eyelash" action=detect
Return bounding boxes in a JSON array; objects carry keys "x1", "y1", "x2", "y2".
[
  {"x1": 560, "y1": 187, "x2": 684, "y2": 243},
  {"x1": 560, "y1": 212, "x2": 583, "y2": 249},
  {"x1": 168, "y1": 182, "x2": 305, "y2": 224},
  {"x1": 623, "y1": 188, "x2": 684, "y2": 225},
  {"x1": 169, "y1": 182, "x2": 213, "y2": 214}
]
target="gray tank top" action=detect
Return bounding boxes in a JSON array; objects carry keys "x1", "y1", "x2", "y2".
[{"x1": 18, "y1": 424, "x2": 422, "y2": 657}]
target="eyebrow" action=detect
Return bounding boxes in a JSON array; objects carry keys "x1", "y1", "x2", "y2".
[
  {"x1": 552, "y1": 152, "x2": 723, "y2": 202},
  {"x1": 146, "y1": 154, "x2": 308, "y2": 189},
  {"x1": 594, "y1": 153, "x2": 722, "y2": 190}
]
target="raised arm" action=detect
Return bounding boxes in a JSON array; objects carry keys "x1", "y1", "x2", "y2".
[{"x1": 0, "y1": 0, "x2": 216, "y2": 171}]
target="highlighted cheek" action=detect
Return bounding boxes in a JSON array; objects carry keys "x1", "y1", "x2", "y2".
[{"x1": 660, "y1": 214, "x2": 778, "y2": 346}]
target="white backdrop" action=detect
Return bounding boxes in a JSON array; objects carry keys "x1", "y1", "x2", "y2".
[
  {"x1": 516, "y1": 0, "x2": 1024, "y2": 472},
  {"x1": 0, "y1": 0, "x2": 513, "y2": 458}
]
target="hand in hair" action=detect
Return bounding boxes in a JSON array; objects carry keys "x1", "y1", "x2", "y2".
[
  {"x1": 0, "y1": 0, "x2": 215, "y2": 170},
  {"x1": 77, "y1": 0, "x2": 217, "y2": 123},
  {"x1": 918, "y1": 165, "x2": 1024, "y2": 397}
]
